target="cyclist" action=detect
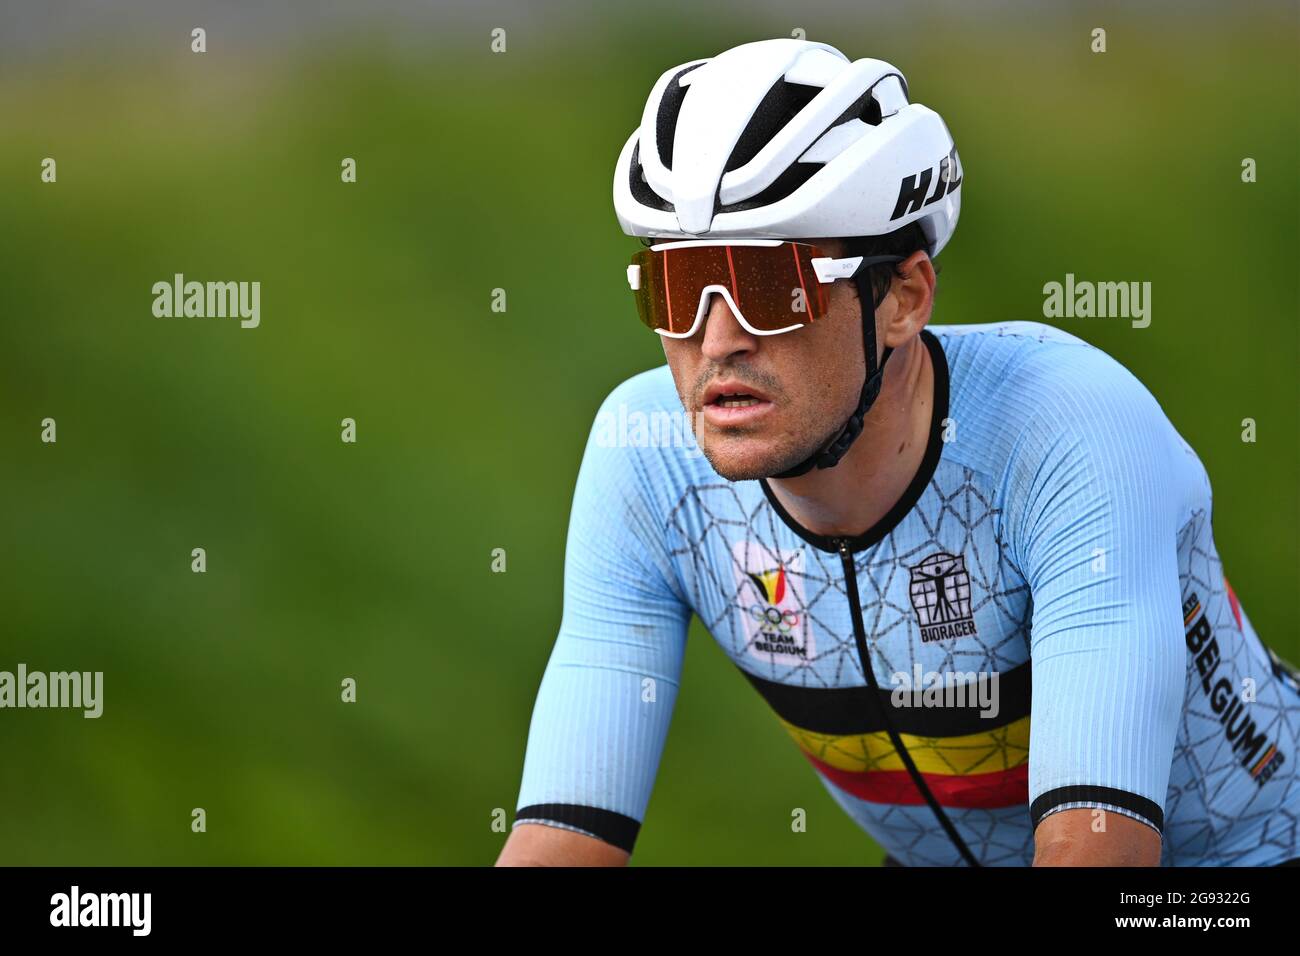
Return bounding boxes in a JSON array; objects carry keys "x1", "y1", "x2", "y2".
[{"x1": 497, "y1": 38, "x2": 1300, "y2": 866}]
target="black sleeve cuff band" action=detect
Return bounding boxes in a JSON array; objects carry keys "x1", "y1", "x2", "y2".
[
  {"x1": 514, "y1": 803, "x2": 641, "y2": 854},
  {"x1": 1030, "y1": 785, "x2": 1164, "y2": 834}
]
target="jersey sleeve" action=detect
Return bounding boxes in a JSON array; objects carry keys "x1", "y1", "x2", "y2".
[
  {"x1": 1001, "y1": 346, "x2": 1191, "y2": 839},
  {"x1": 513, "y1": 385, "x2": 692, "y2": 854}
]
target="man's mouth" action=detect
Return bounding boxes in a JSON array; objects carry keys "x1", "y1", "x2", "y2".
[
  {"x1": 713, "y1": 393, "x2": 763, "y2": 409},
  {"x1": 700, "y1": 381, "x2": 776, "y2": 427},
  {"x1": 702, "y1": 379, "x2": 773, "y2": 406}
]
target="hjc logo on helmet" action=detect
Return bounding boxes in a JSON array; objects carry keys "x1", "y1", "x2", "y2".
[{"x1": 891, "y1": 147, "x2": 963, "y2": 222}]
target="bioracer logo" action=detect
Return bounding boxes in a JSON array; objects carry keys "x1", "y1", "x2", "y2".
[{"x1": 908, "y1": 552, "x2": 978, "y2": 642}]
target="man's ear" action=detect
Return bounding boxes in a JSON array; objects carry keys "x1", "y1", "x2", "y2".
[{"x1": 880, "y1": 250, "x2": 936, "y2": 348}]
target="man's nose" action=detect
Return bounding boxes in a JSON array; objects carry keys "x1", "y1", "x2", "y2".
[{"x1": 697, "y1": 291, "x2": 758, "y2": 362}]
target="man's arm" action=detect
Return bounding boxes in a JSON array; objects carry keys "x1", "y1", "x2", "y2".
[
  {"x1": 1001, "y1": 346, "x2": 1193, "y2": 866},
  {"x1": 503, "y1": 377, "x2": 692, "y2": 865},
  {"x1": 496, "y1": 823, "x2": 630, "y2": 867}
]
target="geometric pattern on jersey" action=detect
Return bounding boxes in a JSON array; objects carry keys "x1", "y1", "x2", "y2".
[
  {"x1": 1163, "y1": 509, "x2": 1300, "y2": 865},
  {"x1": 663, "y1": 465, "x2": 1037, "y2": 864}
]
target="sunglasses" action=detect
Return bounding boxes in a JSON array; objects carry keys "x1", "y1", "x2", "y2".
[{"x1": 626, "y1": 239, "x2": 904, "y2": 338}]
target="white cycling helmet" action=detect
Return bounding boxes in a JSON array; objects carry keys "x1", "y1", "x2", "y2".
[{"x1": 613, "y1": 38, "x2": 961, "y2": 256}]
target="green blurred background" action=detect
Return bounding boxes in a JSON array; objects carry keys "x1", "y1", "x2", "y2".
[{"x1": 0, "y1": 1, "x2": 1295, "y2": 865}]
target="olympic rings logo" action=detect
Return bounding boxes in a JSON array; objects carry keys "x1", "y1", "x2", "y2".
[{"x1": 748, "y1": 604, "x2": 799, "y2": 633}]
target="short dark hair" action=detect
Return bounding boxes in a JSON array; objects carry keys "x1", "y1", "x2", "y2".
[{"x1": 838, "y1": 221, "x2": 934, "y2": 307}]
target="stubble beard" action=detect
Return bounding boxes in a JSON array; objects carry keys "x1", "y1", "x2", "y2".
[{"x1": 696, "y1": 412, "x2": 844, "y2": 482}]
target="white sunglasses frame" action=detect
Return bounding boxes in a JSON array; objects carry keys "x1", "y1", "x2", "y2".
[{"x1": 625, "y1": 239, "x2": 898, "y2": 339}]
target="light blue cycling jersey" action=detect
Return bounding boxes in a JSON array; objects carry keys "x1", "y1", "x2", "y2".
[{"x1": 513, "y1": 321, "x2": 1300, "y2": 866}]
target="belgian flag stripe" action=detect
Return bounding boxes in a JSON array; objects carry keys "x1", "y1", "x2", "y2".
[{"x1": 806, "y1": 752, "x2": 1030, "y2": 809}]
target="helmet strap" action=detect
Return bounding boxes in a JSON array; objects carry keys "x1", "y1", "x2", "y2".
[{"x1": 769, "y1": 269, "x2": 891, "y2": 480}]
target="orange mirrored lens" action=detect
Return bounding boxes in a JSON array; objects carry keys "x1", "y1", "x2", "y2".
[{"x1": 630, "y1": 243, "x2": 830, "y2": 335}]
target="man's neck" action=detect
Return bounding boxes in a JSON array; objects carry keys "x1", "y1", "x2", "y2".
[{"x1": 766, "y1": 333, "x2": 935, "y2": 539}]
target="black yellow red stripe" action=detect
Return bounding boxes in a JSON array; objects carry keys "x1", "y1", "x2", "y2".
[
  {"x1": 782, "y1": 714, "x2": 1031, "y2": 808},
  {"x1": 1251, "y1": 744, "x2": 1279, "y2": 778},
  {"x1": 808, "y1": 753, "x2": 1029, "y2": 808},
  {"x1": 737, "y1": 662, "x2": 1033, "y2": 809}
]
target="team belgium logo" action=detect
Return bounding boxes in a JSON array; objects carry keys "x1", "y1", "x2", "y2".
[
  {"x1": 908, "y1": 552, "x2": 979, "y2": 643},
  {"x1": 732, "y1": 543, "x2": 812, "y2": 664}
]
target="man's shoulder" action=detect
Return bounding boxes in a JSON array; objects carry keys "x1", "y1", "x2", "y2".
[
  {"x1": 597, "y1": 364, "x2": 682, "y2": 415},
  {"x1": 930, "y1": 320, "x2": 1114, "y2": 385},
  {"x1": 930, "y1": 321, "x2": 1179, "y2": 473},
  {"x1": 929, "y1": 319, "x2": 1093, "y2": 349}
]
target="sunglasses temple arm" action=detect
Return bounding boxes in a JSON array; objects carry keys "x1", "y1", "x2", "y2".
[{"x1": 848, "y1": 254, "x2": 908, "y2": 278}]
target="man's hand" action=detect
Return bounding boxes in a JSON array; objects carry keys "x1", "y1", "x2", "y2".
[
  {"x1": 496, "y1": 823, "x2": 630, "y2": 867},
  {"x1": 1033, "y1": 808, "x2": 1161, "y2": 866}
]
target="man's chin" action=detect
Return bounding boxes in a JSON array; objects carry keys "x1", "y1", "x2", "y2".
[{"x1": 699, "y1": 436, "x2": 816, "y2": 482}]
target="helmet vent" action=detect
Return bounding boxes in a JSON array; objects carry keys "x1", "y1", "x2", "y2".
[
  {"x1": 656, "y1": 62, "x2": 704, "y2": 170},
  {"x1": 857, "y1": 91, "x2": 883, "y2": 126},
  {"x1": 723, "y1": 78, "x2": 821, "y2": 172},
  {"x1": 627, "y1": 141, "x2": 675, "y2": 212},
  {"x1": 716, "y1": 162, "x2": 822, "y2": 215}
]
